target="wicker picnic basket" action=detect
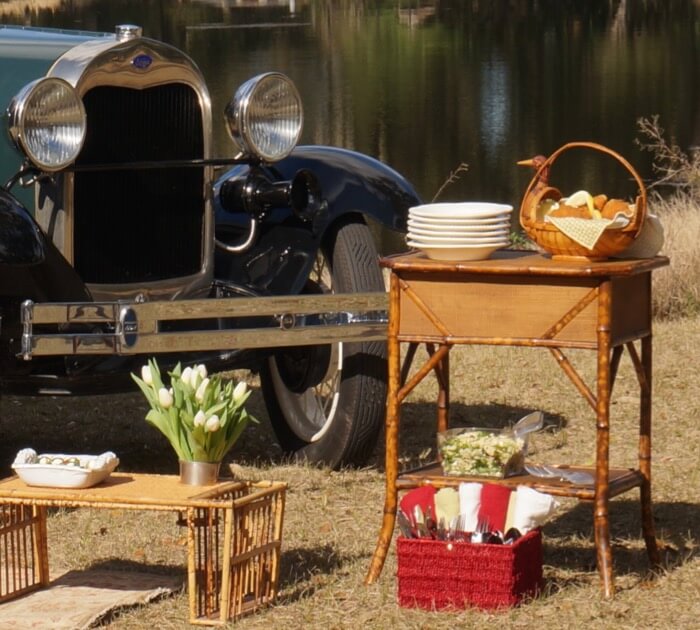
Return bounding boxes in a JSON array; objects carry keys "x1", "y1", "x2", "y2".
[{"x1": 519, "y1": 142, "x2": 647, "y2": 260}]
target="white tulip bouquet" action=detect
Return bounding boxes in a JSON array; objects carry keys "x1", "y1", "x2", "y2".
[{"x1": 131, "y1": 359, "x2": 256, "y2": 463}]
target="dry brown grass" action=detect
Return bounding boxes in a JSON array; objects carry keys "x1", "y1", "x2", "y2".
[
  {"x1": 1, "y1": 316, "x2": 699, "y2": 628},
  {"x1": 650, "y1": 192, "x2": 700, "y2": 319},
  {"x1": 637, "y1": 115, "x2": 700, "y2": 320}
]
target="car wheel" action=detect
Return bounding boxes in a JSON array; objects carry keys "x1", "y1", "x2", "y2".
[{"x1": 260, "y1": 219, "x2": 387, "y2": 468}]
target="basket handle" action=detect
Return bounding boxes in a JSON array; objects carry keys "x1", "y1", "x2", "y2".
[{"x1": 520, "y1": 141, "x2": 647, "y2": 231}]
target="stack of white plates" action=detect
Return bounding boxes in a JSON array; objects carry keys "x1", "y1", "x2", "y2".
[{"x1": 407, "y1": 202, "x2": 513, "y2": 261}]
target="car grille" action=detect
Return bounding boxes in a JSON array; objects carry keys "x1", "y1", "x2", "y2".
[{"x1": 73, "y1": 84, "x2": 204, "y2": 284}]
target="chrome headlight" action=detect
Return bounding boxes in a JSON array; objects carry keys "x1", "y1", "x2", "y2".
[
  {"x1": 7, "y1": 77, "x2": 87, "y2": 171},
  {"x1": 225, "y1": 72, "x2": 303, "y2": 162}
]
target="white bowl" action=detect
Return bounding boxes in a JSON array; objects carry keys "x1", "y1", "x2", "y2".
[
  {"x1": 12, "y1": 451, "x2": 119, "y2": 489},
  {"x1": 411, "y1": 243, "x2": 504, "y2": 261},
  {"x1": 408, "y1": 235, "x2": 509, "y2": 246},
  {"x1": 407, "y1": 218, "x2": 511, "y2": 233},
  {"x1": 408, "y1": 226, "x2": 510, "y2": 239},
  {"x1": 409, "y1": 202, "x2": 513, "y2": 221},
  {"x1": 407, "y1": 214, "x2": 512, "y2": 226}
]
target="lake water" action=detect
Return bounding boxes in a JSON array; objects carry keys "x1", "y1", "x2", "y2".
[{"x1": 2, "y1": 0, "x2": 698, "y2": 211}]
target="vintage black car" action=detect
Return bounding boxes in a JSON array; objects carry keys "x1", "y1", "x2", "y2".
[{"x1": 0, "y1": 24, "x2": 420, "y2": 467}]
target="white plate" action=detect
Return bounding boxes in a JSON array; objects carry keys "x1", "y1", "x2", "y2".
[
  {"x1": 407, "y1": 218, "x2": 511, "y2": 232},
  {"x1": 12, "y1": 451, "x2": 119, "y2": 489},
  {"x1": 408, "y1": 225, "x2": 510, "y2": 239},
  {"x1": 409, "y1": 202, "x2": 513, "y2": 221},
  {"x1": 408, "y1": 236, "x2": 509, "y2": 246},
  {"x1": 411, "y1": 243, "x2": 504, "y2": 261}
]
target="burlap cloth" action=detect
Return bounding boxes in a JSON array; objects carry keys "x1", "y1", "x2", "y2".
[{"x1": 0, "y1": 568, "x2": 182, "y2": 629}]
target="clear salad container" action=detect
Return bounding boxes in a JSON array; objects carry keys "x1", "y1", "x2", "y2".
[{"x1": 437, "y1": 427, "x2": 526, "y2": 478}]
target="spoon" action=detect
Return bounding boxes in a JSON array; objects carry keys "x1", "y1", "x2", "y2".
[{"x1": 506, "y1": 411, "x2": 544, "y2": 440}]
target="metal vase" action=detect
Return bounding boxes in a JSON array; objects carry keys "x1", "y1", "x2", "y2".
[{"x1": 179, "y1": 460, "x2": 221, "y2": 486}]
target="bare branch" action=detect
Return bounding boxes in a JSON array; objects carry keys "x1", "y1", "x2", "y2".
[
  {"x1": 431, "y1": 162, "x2": 469, "y2": 202},
  {"x1": 635, "y1": 116, "x2": 700, "y2": 192}
]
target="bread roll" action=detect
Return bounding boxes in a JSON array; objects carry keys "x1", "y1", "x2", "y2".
[
  {"x1": 548, "y1": 204, "x2": 592, "y2": 219},
  {"x1": 593, "y1": 194, "x2": 608, "y2": 210},
  {"x1": 601, "y1": 199, "x2": 633, "y2": 220}
]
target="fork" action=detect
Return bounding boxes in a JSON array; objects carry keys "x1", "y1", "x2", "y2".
[{"x1": 471, "y1": 517, "x2": 491, "y2": 543}]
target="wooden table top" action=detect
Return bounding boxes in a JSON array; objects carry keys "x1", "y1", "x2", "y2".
[
  {"x1": 380, "y1": 250, "x2": 669, "y2": 278},
  {"x1": 0, "y1": 472, "x2": 246, "y2": 509}
]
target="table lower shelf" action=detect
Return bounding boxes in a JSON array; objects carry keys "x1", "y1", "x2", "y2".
[{"x1": 397, "y1": 463, "x2": 644, "y2": 500}]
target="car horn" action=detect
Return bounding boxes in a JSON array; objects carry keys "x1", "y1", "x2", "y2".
[{"x1": 216, "y1": 168, "x2": 324, "y2": 253}]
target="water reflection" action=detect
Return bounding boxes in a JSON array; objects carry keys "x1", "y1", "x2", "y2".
[
  {"x1": 0, "y1": 0, "x2": 698, "y2": 210},
  {"x1": 479, "y1": 54, "x2": 510, "y2": 166}
]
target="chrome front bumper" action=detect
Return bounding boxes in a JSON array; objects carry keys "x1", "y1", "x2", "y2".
[{"x1": 20, "y1": 292, "x2": 388, "y2": 359}]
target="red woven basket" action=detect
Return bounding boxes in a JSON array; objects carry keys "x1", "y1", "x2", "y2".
[{"x1": 396, "y1": 529, "x2": 542, "y2": 611}]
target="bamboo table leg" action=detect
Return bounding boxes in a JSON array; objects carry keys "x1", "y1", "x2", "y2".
[
  {"x1": 186, "y1": 507, "x2": 197, "y2": 621},
  {"x1": 365, "y1": 274, "x2": 401, "y2": 585},
  {"x1": 430, "y1": 344, "x2": 449, "y2": 433},
  {"x1": 35, "y1": 506, "x2": 49, "y2": 588},
  {"x1": 594, "y1": 281, "x2": 614, "y2": 597},
  {"x1": 639, "y1": 335, "x2": 660, "y2": 566}
]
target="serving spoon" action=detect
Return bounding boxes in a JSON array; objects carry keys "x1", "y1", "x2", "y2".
[{"x1": 505, "y1": 411, "x2": 544, "y2": 440}]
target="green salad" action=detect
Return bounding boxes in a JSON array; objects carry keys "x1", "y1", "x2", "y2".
[{"x1": 439, "y1": 430, "x2": 525, "y2": 477}]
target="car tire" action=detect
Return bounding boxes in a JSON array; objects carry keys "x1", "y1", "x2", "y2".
[{"x1": 260, "y1": 218, "x2": 387, "y2": 468}]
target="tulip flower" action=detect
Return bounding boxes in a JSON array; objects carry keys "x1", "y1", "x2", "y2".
[
  {"x1": 158, "y1": 387, "x2": 173, "y2": 408},
  {"x1": 196, "y1": 364, "x2": 207, "y2": 379},
  {"x1": 194, "y1": 410, "x2": 206, "y2": 427},
  {"x1": 195, "y1": 377, "x2": 210, "y2": 403},
  {"x1": 141, "y1": 364, "x2": 153, "y2": 385},
  {"x1": 233, "y1": 381, "x2": 248, "y2": 403},
  {"x1": 180, "y1": 366, "x2": 193, "y2": 387},
  {"x1": 205, "y1": 415, "x2": 220, "y2": 432}
]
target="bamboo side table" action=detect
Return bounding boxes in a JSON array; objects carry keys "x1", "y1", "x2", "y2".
[
  {"x1": 0, "y1": 473, "x2": 286, "y2": 625},
  {"x1": 365, "y1": 250, "x2": 669, "y2": 596}
]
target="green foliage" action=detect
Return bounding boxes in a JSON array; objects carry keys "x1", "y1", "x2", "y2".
[
  {"x1": 508, "y1": 230, "x2": 536, "y2": 250},
  {"x1": 131, "y1": 359, "x2": 256, "y2": 463}
]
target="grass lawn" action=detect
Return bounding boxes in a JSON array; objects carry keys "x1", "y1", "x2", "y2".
[{"x1": 1, "y1": 316, "x2": 698, "y2": 628}]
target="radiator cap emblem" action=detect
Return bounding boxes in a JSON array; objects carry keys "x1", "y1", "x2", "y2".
[{"x1": 132, "y1": 54, "x2": 152, "y2": 70}]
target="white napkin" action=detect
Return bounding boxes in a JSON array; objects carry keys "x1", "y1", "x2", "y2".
[
  {"x1": 613, "y1": 213, "x2": 665, "y2": 259},
  {"x1": 458, "y1": 482, "x2": 483, "y2": 531},
  {"x1": 503, "y1": 491, "x2": 519, "y2": 532},
  {"x1": 509, "y1": 485, "x2": 559, "y2": 533},
  {"x1": 434, "y1": 487, "x2": 460, "y2": 525}
]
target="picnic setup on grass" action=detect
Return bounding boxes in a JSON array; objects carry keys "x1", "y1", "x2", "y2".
[{"x1": 0, "y1": 142, "x2": 669, "y2": 624}]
